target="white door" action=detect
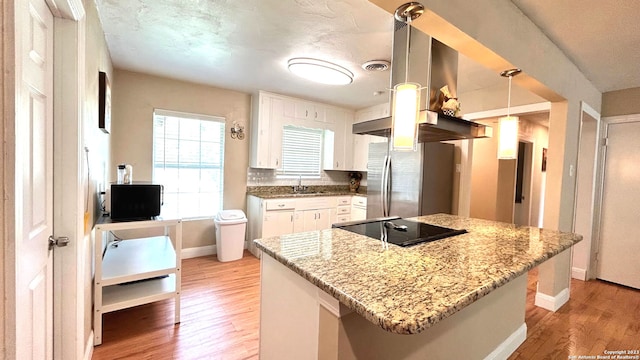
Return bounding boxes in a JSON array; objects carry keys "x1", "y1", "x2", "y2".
[
  {"x1": 15, "y1": 0, "x2": 55, "y2": 358},
  {"x1": 597, "y1": 121, "x2": 640, "y2": 289}
]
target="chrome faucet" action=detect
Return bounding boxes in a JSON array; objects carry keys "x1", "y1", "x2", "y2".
[{"x1": 292, "y1": 175, "x2": 308, "y2": 193}]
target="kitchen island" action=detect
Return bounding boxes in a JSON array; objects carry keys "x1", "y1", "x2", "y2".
[{"x1": 254, "y1": 214, "x2": 582, "y2": 360}]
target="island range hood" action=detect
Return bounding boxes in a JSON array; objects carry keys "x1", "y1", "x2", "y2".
[{"x1": 353, "y1": 21, "x2": 492, "y2": 142}]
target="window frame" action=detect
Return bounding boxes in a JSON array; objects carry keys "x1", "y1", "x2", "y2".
[{"x1": 152, "y1": 108, "x2": 226, "y2": 219}]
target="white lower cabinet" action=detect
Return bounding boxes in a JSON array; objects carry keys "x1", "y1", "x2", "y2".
[
  {"x1": 294, "y1": 208, "x2": 332, "y2": 232},
  {"x1": 351, "y1": 196, "x2": 367, "y2": 221},
  {"x1": 247, "y1": 195, "x2": 367, "y2": 257},
  {"x1": 263, "y1": 210, "x2": 295, "y2": 237}
]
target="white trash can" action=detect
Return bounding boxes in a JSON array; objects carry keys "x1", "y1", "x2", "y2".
[{"x1": 214, "y1": 209, "x2": 247, "y2": 262}]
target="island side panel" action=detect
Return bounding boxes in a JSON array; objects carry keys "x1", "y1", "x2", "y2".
[
  {"x1": 261, "y1": 250, "x2": 530, "y2": 360},
  {"x1": 330, "y1": 274, "x2": 529, "y2": 360},
  {"x1": 259, "y1": 254, "x2": 320, "y2": 360}
]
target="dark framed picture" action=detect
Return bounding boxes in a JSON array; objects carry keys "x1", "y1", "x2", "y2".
[
  {"x1": 542, "y1": 148, "x2": 547, "y2": 172},
  {"x1": 98, "y1": 71, "x2": 111, "y2": 134}
]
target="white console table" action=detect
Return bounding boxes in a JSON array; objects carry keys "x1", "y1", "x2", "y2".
[{"x1": 93, "y1": 217, "x2": 182, "y2": 345}]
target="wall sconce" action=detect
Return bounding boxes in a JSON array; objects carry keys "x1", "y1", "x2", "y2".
[
  {"x1": 497, "y1": 68, "x2": 521, "y2": 159},
  {"x1": 391, "y1": 2, "x2": 424, "y2": 152},
  {"x1": 230, "y1": 121, "x2": 245, "y2": 140}
]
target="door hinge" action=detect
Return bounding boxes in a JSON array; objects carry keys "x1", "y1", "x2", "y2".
[
  {"x1": 49, "y1": 235, "x2": 70, "y2": 250},
  {"x1": 602, "y1": 137, "x2": 609, "y2": 147}
]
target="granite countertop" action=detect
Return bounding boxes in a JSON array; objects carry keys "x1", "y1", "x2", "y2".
[
  {"x1": 254, "y1": 214, "x2": 582, "y2": 335},
  {"x1": 246, "y1": 185, "x2": 367, "y2": 199}
]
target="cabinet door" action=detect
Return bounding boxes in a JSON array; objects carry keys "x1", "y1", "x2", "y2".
[
  {"x1": 351, "y1": 207, "x2": 367, "y2": 221},
  {"x1": 269, "y1": 99, "x2": 285, "y2": 169},
  {"x1": 302, "y1": 210, "x2": 319, "y2": 232},
  {"x1": 316, "y1": 209, "x2": 332, "y2": 230},
  {"x1": 294, "y1": 101, "x2": 314, "y2": 120},
  {"x1": 342, "y1": 110, "x2": 355, "y2": 170},
  {"x1": 263, "y1": 211, "x2": 294, "y2": 238},
  {"x1": 293, "y1": 211, "x2": 305, "y2": 233},
  {"x1": 250, "y1": 93, "x2": 272, "y2": 168},
  {"x1": 352, "y1": 134, "x2": 369, "y2": 171},
  {"x1": 323, "y1": 122, "x2": 346, "y2": 170}
]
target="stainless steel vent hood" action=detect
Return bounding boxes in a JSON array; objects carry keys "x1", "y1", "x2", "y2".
[{"x1": 353, "y1": 20, "x2": 492, "y2": 142}]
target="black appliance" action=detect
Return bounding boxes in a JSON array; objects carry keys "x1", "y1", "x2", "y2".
[
  {"x1": 333, "y1": 217, "x2": 466, "y2": 247},
  {"x1": 110, "y1": 184, "x2": 163, "y2": 220}
]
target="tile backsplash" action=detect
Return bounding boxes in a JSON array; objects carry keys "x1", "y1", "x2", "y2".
[{"x1": 247, "y1": 168, "x2": 367, "y2": 187}]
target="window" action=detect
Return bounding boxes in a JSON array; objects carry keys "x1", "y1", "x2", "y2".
[
  {"x1": 153, "y1": 109, "x2": 225, "y2": 218},
  {"x1": 279, "y1": 125, "x2": 323, "y2": 177}
]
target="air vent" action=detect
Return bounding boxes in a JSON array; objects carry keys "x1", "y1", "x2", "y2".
[{"x1": 361, "y1": 60, "x2": 391, "y2": 72}]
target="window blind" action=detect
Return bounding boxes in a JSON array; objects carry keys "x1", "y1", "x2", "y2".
[{"x1": 280, "y1": 125, "x2": 323, "y2": 177}]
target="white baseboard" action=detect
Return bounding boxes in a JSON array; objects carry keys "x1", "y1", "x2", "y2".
[
  {"x1": 84, "y1": 331, "x2": 94, "y2": 360},
  {"x1": 572, "y1": 267, "x2": 587, "y2": 281},
  {"x1": 181, "y1": 242, "x2": 251, "y2": 259},
  {"x1": 535, "y1": 287, "x2": 570, "y2": 312},
  {"x1": 483, "y1": 323, "x2": 527, "y2": 360},
  {"x1": 181, "y1": 245, "x2": 216, "y2": 259}
]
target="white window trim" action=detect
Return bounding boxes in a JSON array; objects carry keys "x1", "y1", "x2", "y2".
[{"x1": 153, "y1": 108, "x2": 226, "y2": 219}]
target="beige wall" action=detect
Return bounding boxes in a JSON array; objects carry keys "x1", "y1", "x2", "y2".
[
  {"x1": 470, "y1": 118, "x2": 548, "y2": 224},
  {"x1": 111, "y1": 70, "x2": 251, "y2": 249},
  {"x1": 84, "y1": 0, "x2": 114, "y2": 349},
  {"x1": 602, "y1": 87, "x2": 640, "y2": 117}
]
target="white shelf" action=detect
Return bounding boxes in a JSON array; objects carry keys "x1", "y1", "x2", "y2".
[
  {"x1": 93, "y1": 218, "x2": 182, "y2": 345},
  {"x1": 101, "y1": 236, "x2": 176, "y2": 286},
  {"x1": 102, "y1": 274, "x2": 176, "y2": 313}
]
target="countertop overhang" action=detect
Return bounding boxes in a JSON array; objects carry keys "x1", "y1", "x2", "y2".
[{"x1": 254, "y1": 214, "x2": 583, "y2": 335}]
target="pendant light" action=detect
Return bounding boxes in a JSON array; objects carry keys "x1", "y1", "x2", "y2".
[
  {"x1": 391, "y1": 2, "x2": 424, "y2": 152},
  {"x1": 497, "y1": 68, "x2": 522, "y2": 159}
]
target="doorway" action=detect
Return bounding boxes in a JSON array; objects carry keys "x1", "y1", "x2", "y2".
[
  {"x1": 514, "y1": 141, "x2": 534, "y2": 226},
  {"x1": 572, "y1": 106, "x2": 600, "y2": 280}
]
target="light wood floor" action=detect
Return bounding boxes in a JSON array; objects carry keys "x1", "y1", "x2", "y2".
[{"x1": 92, "y1": 251, "x2": 640, "y2": 359}]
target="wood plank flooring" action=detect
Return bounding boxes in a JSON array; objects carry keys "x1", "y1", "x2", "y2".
[{"x1": 91, "y1": 252, "x2": 640, "y2": 359}]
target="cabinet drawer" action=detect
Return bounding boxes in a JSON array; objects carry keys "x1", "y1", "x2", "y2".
[
  {"x1": 335, "y1": 215, "x2": 350, "y2": 223},
  {"x1": 265, "y1": 199, "x2": 296, "y2": 210},
  {"x1": 336, "y1": 205, "x2": 351, "y2": 215},
  {"x1": 337, "y1": 196, "x2": 351, "y2": 205},
  {"x1": 353, "y1": 196, "x2": 367, "y2": 207},
  {"x1": 296, "y1": 197, "x2": 336, "y2": 210}
]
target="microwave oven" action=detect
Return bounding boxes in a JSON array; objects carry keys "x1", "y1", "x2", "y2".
[{"x1": 110, "y1": 184, "x2": 163, "y2": 220}]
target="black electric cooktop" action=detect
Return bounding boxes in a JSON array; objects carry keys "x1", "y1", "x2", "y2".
[{"x1": 333, "y1": 217, "x2": 467, "y2": 247}]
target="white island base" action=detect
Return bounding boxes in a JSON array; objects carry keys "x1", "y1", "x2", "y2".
[{"x1": 260, "y1": 255, "x2": 529, "y2": 360}]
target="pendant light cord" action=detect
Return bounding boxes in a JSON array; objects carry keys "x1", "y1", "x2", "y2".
[
  {"x1": 507, "y1": 75, "x2": 513, "y2": 118},
  {"x1": 404, "y1": 17, "x2": 411, "y2": 83}
]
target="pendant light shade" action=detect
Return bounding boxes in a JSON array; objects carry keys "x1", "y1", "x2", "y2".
[
  {"x1": 497, "y1": 115, "x2": 519, "y2": 159},
  {"x1": 391, "y1": 2, "x2": 424, "y2": 152},
  {"x1": 392, "y1": 82, "x2": 420, "y2": 150},
  {"x1": 497, "y1": 68, "x2": 521, "y2": 160}
]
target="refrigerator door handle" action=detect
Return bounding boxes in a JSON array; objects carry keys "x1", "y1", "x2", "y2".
[
  {"x1": 385, "y1": 156, "x2": 392, "y2": 217},
  {"x1": 381, "y1": 155, "x2": 391, "y2": 217}
]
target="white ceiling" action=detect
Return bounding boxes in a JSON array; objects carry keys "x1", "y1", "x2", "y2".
[{"x1": 95, "y1": 0, "x2": 640, "y2": 110}]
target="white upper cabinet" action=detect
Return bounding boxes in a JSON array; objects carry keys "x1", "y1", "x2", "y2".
[
  {"x1": 352, "y1": 102, "x2": 390, "y2": 172},
  {"x1": 323, "y1": 109, "x2": 355, "y2": 171},
  {"x1": 250, "y1": 91, "x2": 285, "y2": 169},
  {"x1": 251, "y1": 90, "x2": 358, "y2": 171},
  {"x1": 294, "y1": 100, "x2": 325, "y2": 122}
]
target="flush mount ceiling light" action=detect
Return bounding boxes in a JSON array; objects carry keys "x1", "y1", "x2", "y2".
[
  {"x1": 497, "y1": 68, "x2": 522, "y2": 160},
  {"x1": 390, "y1": 2, "x2": 425, "y2": 152},
  {"x1": 287, "y1": 58, "x2": 354, "y2": 85}
]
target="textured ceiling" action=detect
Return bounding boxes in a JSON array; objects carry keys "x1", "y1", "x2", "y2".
[
  {"x1": 511, "y1": 0, "x2": 640, "y2": 93},
  {"x1": 95, "y1": 0, "x2": 640, "y2": 111}
]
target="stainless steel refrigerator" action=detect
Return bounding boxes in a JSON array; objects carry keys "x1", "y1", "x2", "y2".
[{"x1": 367, "y1": 141, "x2": 455, "y2": 219}]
